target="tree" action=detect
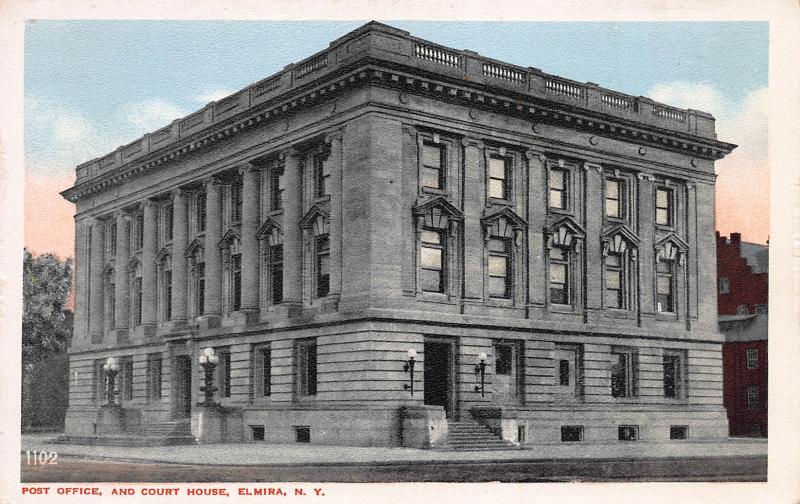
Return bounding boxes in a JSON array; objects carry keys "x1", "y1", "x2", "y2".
[{"x1": 22, "y1": 248, "x2": 73, "y2": 429}]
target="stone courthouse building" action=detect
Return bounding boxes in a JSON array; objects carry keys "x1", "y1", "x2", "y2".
[{"x1": 61, "y1": 22, "x2": 736, "y2": 448}]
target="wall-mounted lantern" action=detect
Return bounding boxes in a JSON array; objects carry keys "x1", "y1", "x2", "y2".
[
  {"x1": 198, "y1": 347, "x2": 220, "y2": 406},
  {"x1": 403, "y1": 349, "x2": 418, "y2": 396},
  {"x1": 102, "y1": 357, "x2": 121, "y2": 407},
  {"x1": 474, "y1": 352, "x2": 488, "y2": 397}
]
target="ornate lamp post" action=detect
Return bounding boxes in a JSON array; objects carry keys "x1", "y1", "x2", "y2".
[
  {"x1": 474, "y1": 352, "x2": 488, "y2": 397},
  {"x1": 198, "y1": 347, "x2": 220, "y2": 406},
  {"x1": 403, "y1": 349, "x2": 418, "y2": 395},
  {"x1": 102, "y1": 357, "x2": 121, "y2": 407}
]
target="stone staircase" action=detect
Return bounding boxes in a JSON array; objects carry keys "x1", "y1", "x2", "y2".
[
  {"x1": 53, "y1": 419, "x2": 196, "y2": 447},
  {"x1": 436, "y1": 420, "x2": 518, "y2": 451}
]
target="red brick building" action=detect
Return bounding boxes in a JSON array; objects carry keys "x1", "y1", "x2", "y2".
[{"x1": 717, "y1": 232, "x2": 768, "y2": 437}]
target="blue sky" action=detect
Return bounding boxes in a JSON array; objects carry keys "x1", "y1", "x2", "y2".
[{"x1": 23, "y1": 20, "x2": 770, "y2": 256}]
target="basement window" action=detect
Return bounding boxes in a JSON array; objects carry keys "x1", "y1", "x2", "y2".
[
  {"x1": 618, "y1": 425, "x2": 639, "y2": 441},
  {"x1": 295, "y1": 426, "x2": 311, "y2": 443},
  {"x1": 250, "y1": 425, "x2": 265, "y2": 442},
  {"x1": 560, "y1": 426, "x2": 583, "y2": 442},
  {"x1": 669, "y1": 426, "x2": 688, "y2": 440}
]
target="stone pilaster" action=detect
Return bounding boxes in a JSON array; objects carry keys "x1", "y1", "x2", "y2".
[
  {"x1": 240, "y1": 164, "x2": 261, "y2": 317},
  {"x1": 281, "y1": 148, "x2": 303, "y2": 314},
  {"x1": 170, "y1": 189, "x2": 188, "y2": 326},
  {"x1": 326, "y1": 130, "x2": 343, "y2": 309},
  {"x1": 583, "y1": 162, "x2": 603, "y2": 322},
  {"x1": 141, "y1": 200, "x2": 158, "y2": 335},
  {"x1": 685, "y1": 182, "x2": 698, "y2": 330},
  {"x1": 201, "y1": 178, "x2": 223, "y2": 328},
  {"x1": 113, "y1": 211, "x2": 130, "y2": 338},
  {"x1": 526, "y1": 149, "x2": 547, "y2": 316},
  {"x1": 462, "y1": 137, "x2": 485, "y2": 303},
  {"x1": 73, "y1": 218, "x2": 90, "y2": 344},
  {"x1": 637, "y1": 172, "x2": 656, "y2": 323},
  {"x1": 88, "y1": 218, "x2": 105, "y2": 343}
]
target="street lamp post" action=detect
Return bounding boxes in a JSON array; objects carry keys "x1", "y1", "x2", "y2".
[
  {"x1": 102, "y1": 357, "x2": 121, "y2": 407},
  {"x1": 474, "y1": 352, "x2": 488, "y2": 398},
  {"x1": 198, "y1": 347, "x2": 220, "y2": 406},
  {"x1": 403, "y1": 349, "x2": 417, "y2": 396}
]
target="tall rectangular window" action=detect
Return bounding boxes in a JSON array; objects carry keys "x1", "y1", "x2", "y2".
[
  {"x1": 495, "y1": 344, "x2": 513, "y2": 375},
  {"x1": 549, "y1": 167, "x2": 568, "y2": 209},
  {"x1": 270, "y1": 245, "x2": 283, "y2": 304},
  {"x1": 656, "y1": 187, "x2": 673, "y2": 226},
  {"x1": 314, "y1": 154, "x2": 330, "y2": 198},
  {"x1": 488, "y1": 156, "x2": 509, "y2": 200},
  {"x1": 232, "y1": 254, "x2": 242, "y2": 311},
  {"x1": 196, "y1": 192, "x2": 207, "y2": 232},
  {"x1": 420, "y1": 229, "x2": 445, "y2": 293},
  {"x1": 109, "y1": 222, "x2": 117, "y2": 257},
  {"x1": 554, "y1": 345, "x2": 582, "y2": 398},
  {"x1": 421, "y1": 142, "x2": 445, "y2": 190},
  {"x1": 488, "y1": 238, "x2": 512, "y2": 299},
  {"x1": 663, "y1": 351, "x2": 686, "y2": 399},
  {"x1": 297, "y1": 339, "x2": 318, "y2": 397},
  {"x1": 164, "y1": 268, "x2": 172, "y2": 321},
  {"x1": 196, "y1": 262, "x2": 205, "y2": 316},
  {"x1": 605, "y1": 179, "x2": 624, "y2": 218},
  {"x1": 270, "y1": 166, "x2": 285, "y2": 211},
  {"x1": 656, "y1": 260, "x2": 675, "y2": 313},
  {"x1": 549, "y1": 247, "x2": 569, "y2": 305},
  {"x1": 122, "y1": 359, "x2": 133, "y2": 401},
  {"x1": 315, "y1": 236, "x2": 330, "y2": 298},
  {"x1": 134, "y1": 212, "x2": 144, "y2": 250},
  {"x1": 133, "y1": 276, "x2": 143, "y2": 326},
  {"x1": 605, "y1": 253, "x2": 624, "y2": 309},
  {"x1": 231, "y1": 181, "x2": 243, "y2": 224},
  {"x1": 147, "y1": 353, "x2": 162, "y2": 400},
  {"x1": 611, "y1": 349, "x2": 637, "y2": 398},
  {"x1": 719, "y1": 277, "x2": 730, "y2": 294},
  {"x1": 164, "y1": 202, "x2": 174, "y2": 242},
  {"x1": 254, "y1": 346, "x2": 271, "y2": 398},
  {"x1": 217, "y1": 349, "x2": 231, "y2": 398},
  {"x1": 746, "y1": 348, "x2": 759, "y2": 369},
  {"x1": 747, "y1": 385, "x2": 759, "y2": 411}
]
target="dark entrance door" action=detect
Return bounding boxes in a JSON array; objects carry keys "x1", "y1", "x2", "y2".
[
  {"x1": 424, "y1": 340, "x2": 455, "y2": 417},
  {"x1": 174, "y1": 355, "x2": 192, "y2": 418}
]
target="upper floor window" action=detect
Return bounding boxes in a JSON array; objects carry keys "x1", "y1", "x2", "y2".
[
  {"x1": 196, "y1": 191, "x2": 207, "y2": 233},
  {"x1": 487, "y1": 238, "x2": 512, "y2": 299},
  {"x1": 270, "y1": 245, "x2": 284, "y2": 304},
  {"x1": 270, "y1": 165, "x2": 285, "y2": 211},
  {"x1": 746, "y1": 348, "x2": 759, "y2": 369},
  {"x1": 313, "y1": 154, "x2": 330, "y2": 198},
  {"x1": 231, "y1": 253, "x2": 242, "y2": 312},
  {"x1": 605, "y1": 178, "x2": 625, "y2": 219},
  {"x1": 611, "y1": 348, "x2": 638, "y2": 398},
  {"x1": 747, "y1": 385, "x2": 759, "y2": 411},
  {"x1": 549, "y1": 167, "x2": 569, "y2": 210},
  {"x1": 549, "y1": 247, "x2": 570, "y2": 305},
  {"x1": 655, "y1": 187, "x2": 673, "y2": 226},
  {"x1": 656, "y1": 259, "x2": 675, "y2": 313},
  {"x1": 315, "y1": 236, "x2": 330, "y2": 298},
  {"x1": 108, "y1": 221, "x2": 118, "y2": 258},
  {"x1": 488, "y1": 156, "x2": 510, "y2": 200},
  {"x1": 421, "y1": 142, "x2": 445, "y2": 191},
  {"x1": 420, "y1": 229, "x2": 445, "y2": 294},
  {"x1": 163, "y1": 202, "x2": 174, "y2": 243},
  {"x1": 605, "y1": 253, "x2": 625, "y2": 309},
  {"x1": 104, "y1": 269, "x2": 115, "y2": 332},
  {"x1": 231, "y1": 181, "x2": 243, "y2": 224},
  {"x1": 719, "y1": 277, "x2": 730, "y2": 294},
  {"x1": 133, "y1": 212, "x2": 144, "y2": 250},
  {"x1": 130, "y1": 263, "x2": 143, "y2": 327}
]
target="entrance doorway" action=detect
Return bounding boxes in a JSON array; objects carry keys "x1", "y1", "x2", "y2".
[
  {"x1": 174, "y1": 355, "x2": 193, "y2": 418},
  {"x1": 423, "y1": 338, "x2": 456, "y2": 418}
]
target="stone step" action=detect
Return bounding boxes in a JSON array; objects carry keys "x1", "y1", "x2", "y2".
[
  {"x1": 52, "y1": 435, "x2": 196, "y2": 447},
  {"x1": 439, "y1": 420, "x2": 518, "y2": 451}
]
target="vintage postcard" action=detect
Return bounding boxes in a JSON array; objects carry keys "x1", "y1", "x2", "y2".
[{"x1": 2, "y1": 1, "x2": 799, "y2": 503}]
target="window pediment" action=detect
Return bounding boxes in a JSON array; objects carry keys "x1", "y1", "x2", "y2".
[
  {"x1": 257, "y1": 217, "x2": 283, "y2": 246},
  {"x1": 601, "y1": 224, "x2": 640, "y2": 258},
  {"x1": 126, "y1": 256, "x2": 141, "y2": 274},
  {"x1": 412, "y1": 196, "x2": 463, "y2": 230},
  {"x1": 218, "y1": 228, "x2": 242, "y2": 250},
  {"x1": 655, "y1": 232, "x2": 688, "y2": 264},
  {"x1": 155, "y1": 246, "x2": 171, "y2": 264},
  {"x1": 103, "y1": 263, "x2": 115, "y2": 276},
  {"x1": 546, "y1": 216, "x2": 585, "y2": 250},
  {"x1": 299, "y1": 204, "x2": 330, "y2": 236},
  {"x1": 481, "y1": 206, "x2": 526, "y2": 244},
  {"x1": 184, "y1": 238, "x2": 204, "y2": 259}
]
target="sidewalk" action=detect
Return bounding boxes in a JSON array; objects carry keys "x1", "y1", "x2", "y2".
[{"x1": 20, "y1": 434, "x2": 767, "y2": 467}]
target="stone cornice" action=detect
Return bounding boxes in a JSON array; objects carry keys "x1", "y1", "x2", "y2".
[{"x1": 61, "y1": 22, "x2": 737, "y2": 203}]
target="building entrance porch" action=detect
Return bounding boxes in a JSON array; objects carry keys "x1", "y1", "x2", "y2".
[{"x1": 423, "y1": 338, "x2": 458, "y2": 419}]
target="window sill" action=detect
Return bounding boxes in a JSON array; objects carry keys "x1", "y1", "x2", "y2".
[
  {"x1": 269, "y1": 209, "x2": 284, "y2": 217},
  {"x1": 313, "y1": 195, "x2": 331, "y2": 204},
  {"x1": 603, "y1": 216, "x2": 628, "y2": 226},
  {"x1": 486, "y1": 297, "x2": 514, "y2": 308},
  {"x1": 417, "y1": 292, "x2": 456, "y2": 304},
  {"x1": 655, "y1": 224, "x2": 675, "y2": 232},
  {"x1": 548, "y1": 207, "x2": 573, "y2": 217},
  {"x1": 611, "y1": 397, "x2": 641, "y2": 404},
  {"x1": 549, "y1": 304, "x2": 577, "y2": 314},
  {"x1": 604, "y1": 309, "x2": 636, "y2": 319},
  {"x1": 420, "y1": 187, "x2": 447, "y2": 197},
  {"x1": 487, "y1": 197, "x2": 513, "y2": 208},
  {"x1": 655, "y1": 312, "x2": 679, "y2": 322}
]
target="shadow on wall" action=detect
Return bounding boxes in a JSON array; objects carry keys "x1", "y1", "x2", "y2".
[{"x1": 22, "y1": 354, "x2": 69, "y2": 432}]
